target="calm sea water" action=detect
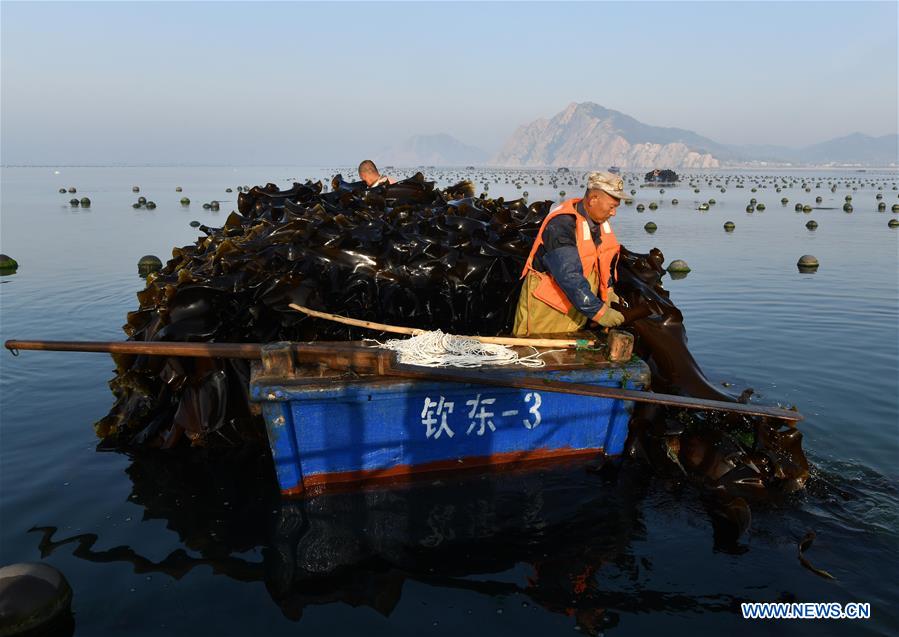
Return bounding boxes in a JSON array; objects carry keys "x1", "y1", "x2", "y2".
[{"x1": 1, "y1": 166, "x2": 897, "y2": 636}]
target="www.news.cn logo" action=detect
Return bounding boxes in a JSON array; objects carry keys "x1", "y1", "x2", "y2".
[{"x1": 741, "y1": 602, "x2": 871, "y2": 620}]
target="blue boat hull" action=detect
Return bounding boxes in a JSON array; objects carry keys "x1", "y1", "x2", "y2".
[{"x1": 251, "y1": 350, "x2": 649, "y2": 497}]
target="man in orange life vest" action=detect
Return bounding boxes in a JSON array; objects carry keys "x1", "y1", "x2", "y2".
[{"x1": 513, "y1": 171, "x2": 629, "y2": 336}]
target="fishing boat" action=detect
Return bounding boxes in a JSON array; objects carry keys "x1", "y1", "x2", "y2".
[
  {"x1": 5, "y1": 330, "x2": 802, "y2": 500},
  {"x1": 250, "y1": 341, "x2": 650, "y2": 497},
  {"x1": 642, "y1": 168, "x2": 679, "y2": 185}
]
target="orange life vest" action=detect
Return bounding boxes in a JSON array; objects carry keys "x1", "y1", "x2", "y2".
[{"x1": 520, "y1": 198, "x2": 620, "y2": 314}]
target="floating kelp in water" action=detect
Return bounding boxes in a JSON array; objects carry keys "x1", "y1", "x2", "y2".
[
  {"x1": 798, "y1": 531, "x2": 835, "y2": 580},
  {"x1": 610, "y1": 245, "x2": 809, "y2": 506},
  {"x1": 97, "y1": 171, "x2": 807, "y2": 502}
]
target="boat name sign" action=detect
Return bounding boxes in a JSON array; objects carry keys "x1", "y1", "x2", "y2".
[{"x1": 420, "y1": 392, "x2": 543, "y2": 439}]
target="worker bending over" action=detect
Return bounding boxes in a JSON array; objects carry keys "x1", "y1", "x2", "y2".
[{"x1": 513, "y1": 171, "x2": 629, "y2": 336}]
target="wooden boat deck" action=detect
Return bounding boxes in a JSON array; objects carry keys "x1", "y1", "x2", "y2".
[{"x1": 250, "y1": 333, "x2": 648, "y2": 390}]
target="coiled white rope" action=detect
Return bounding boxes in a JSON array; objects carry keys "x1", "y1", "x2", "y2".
[{"x1": 371, "y1": 330, "x2": 552, "y2": 368}]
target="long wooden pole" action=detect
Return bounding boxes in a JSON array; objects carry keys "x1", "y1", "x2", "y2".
[
  {"x1": 5, "y1": 340, "x2": 264, "y2": 359},
  {"x1": 4, "y1": 339, "x2": 802, "y2": 422},
  {"x1": 2, "y1": 340, "x2": 380, "y2": 368},
  {"x1": 288, "y1": 304, "x2": 596, "y2": 349},
  {"x1": 387, "y1": 364, "x2": 802, "y2": 422}
]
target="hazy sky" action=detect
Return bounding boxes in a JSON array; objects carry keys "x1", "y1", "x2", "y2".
[{"x1": 2, "y1": 1, "x2": 896, "y2": 165}]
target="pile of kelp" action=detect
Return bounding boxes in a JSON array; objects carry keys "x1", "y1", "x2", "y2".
[
  {"x1": 97, "y1": 173, "x2": 543, "y2": 447},
  {"x1": 97, "y1": 172, "x2": 808, "y2": 506}
]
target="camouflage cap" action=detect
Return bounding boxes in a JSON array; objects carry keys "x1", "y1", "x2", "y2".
[{"x1": 586, "y1": 171, "x2": 630, "y2": 200}]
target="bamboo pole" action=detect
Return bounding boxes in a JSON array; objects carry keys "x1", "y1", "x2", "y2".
[{"x1": 288, "y1": 304, "x2": 596, "y2": 349}]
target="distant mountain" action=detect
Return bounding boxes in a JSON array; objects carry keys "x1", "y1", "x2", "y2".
[
  {"x1": 492, "y1": 102, "x2": 897, "y2": 168},
  {"x1": 375, "y1": 133, "x2": 488, "y2": 166},
  {"x1": 492, "y1": 102, "x2": 726, "y2": 168},
  {"x1": 727, "y1": 134, "x2": 898, "y2": 165},
  {"x1": 795, "y1": 133, "x2": 898, "y2": 165}
]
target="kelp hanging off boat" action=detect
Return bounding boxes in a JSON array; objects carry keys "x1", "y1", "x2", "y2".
[{"x1": 97, "y1": 171, "x2": 807, "y2": 498}]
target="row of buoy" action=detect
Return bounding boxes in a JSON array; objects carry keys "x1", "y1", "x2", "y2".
[
  {"x1": 58, "y1": 190, "x2": 254, "y2": 212},
  {"x1": 325, "y1": 167, "x2": 896, "y2": 189},
  {"x1": 59, "y1": 177, "x2": 898, "y2": 202},
  {"x1": 82, "y1": 232, "x2": 899, "y2": 281},
  {"x1": 65, "y1": 174, "x2": 899, "y2": 194},
  {"x1": 132, "y1": 197, "x2": 156, "y2": 210},
  {"x1": 626, "y1": 196, "x2": 897, "y2": 214},
  {"x1": 643, "y1": 216, "x2": 896, "y2": 232},
  {"x1": 67, "y1": 195, "x2": 237, "y2": 210}
]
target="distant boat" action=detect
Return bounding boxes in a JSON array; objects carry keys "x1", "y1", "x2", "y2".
[
  {"x1": 644, "y1": 169, "x2": 678, "y2": 184},
  {"x1": 608, "y1": 166, "x2": 621, "y2": 175}
]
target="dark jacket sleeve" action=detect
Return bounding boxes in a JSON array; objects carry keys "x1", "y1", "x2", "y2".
[{"x1": 542, "y1": 245, "x2": 604, "y2": 319}]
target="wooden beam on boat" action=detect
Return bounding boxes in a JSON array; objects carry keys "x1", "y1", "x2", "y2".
[{"x1": 4, "y1": 339, "x2": 802, "y2": 422}]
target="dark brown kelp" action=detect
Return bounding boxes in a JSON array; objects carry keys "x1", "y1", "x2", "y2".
[
  {"x1": 97, "y1": 173, "x2": 547, "y2": 447},
  {"x1": 96, "y1": 171, "x2": 807, "y2": 500}
]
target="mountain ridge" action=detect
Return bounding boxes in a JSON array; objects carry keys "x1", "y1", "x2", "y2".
[
  {"x1": 490, "y1": 102, "x2": 897, "y2": 168},
  {"x1": 491, "y1": 102, "x2": 724, "y2": 168}
]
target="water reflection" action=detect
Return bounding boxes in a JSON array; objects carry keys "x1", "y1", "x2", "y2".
[
  {"x1": 32, "y1": 448, "x2": 756, "y2": 634},
  {"x1": 265, "y1": 460, "x2": 645, "y2": 632}
]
